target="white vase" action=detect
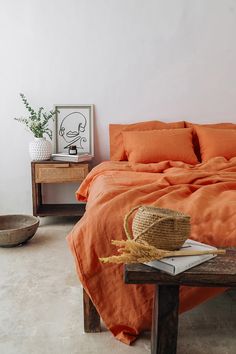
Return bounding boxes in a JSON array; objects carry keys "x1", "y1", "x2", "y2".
[{"x1": 29, "y1": 137, "x2": 52, "y2": 161}]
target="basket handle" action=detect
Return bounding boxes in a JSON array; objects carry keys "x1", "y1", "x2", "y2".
[
  {"x1": 123, "y1": 205, "x2": 175, "y2": 240},
  {"x1": 124, "y1": 205, "x2": 142, "y2": 240}
]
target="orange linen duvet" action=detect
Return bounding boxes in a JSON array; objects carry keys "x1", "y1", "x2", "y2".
[{"x1": 67, "y1": 158, "x2": 236, "y2": 344}]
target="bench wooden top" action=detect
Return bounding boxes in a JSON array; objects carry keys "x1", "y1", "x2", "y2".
[{"x1": 124, "y1": 249, "x2": 236, "y2": 287}]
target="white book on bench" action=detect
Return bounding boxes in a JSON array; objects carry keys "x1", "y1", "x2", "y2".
[{"x1": 145, "y1": 239, "x2": 217, "y2": 276}]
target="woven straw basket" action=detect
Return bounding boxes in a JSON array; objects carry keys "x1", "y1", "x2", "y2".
[{"x1": 124, "y1": 205, "x2": 191, "y2": 251}]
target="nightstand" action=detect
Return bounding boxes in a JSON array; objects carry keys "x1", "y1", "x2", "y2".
[{"x1": 31, "y1": 160, "x2": 89, "y2": 217}]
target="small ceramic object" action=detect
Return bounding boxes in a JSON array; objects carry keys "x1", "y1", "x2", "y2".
[{"x1": 68, "y1": 145, "x2": 77, "y2": 155}]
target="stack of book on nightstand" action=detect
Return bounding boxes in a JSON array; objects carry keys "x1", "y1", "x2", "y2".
[
  {"x1": 145, "y1": 239, "x2": 218, "y2": 275},
  {"x1": 51, "y1": 153, "x2": 93, "y2": 162}
]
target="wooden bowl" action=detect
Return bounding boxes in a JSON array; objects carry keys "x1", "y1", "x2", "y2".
[{"x1": 0, "y1": 215, "x2": 39, "y2": 247}]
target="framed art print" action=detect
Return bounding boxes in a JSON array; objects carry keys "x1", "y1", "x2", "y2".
[{"x1": 54, "y1": 104, "x2": 94, "y2": 155}]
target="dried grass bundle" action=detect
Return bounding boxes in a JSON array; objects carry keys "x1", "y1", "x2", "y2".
[{"x1": 99, "y1": 239, "x2": 225, "y2": 264}]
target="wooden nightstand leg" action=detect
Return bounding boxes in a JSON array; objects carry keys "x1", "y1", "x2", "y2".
[
  {"x1": 32, "y1": 182, "x2": 42, "y2": 216},
  {"x1": 151, "y1": 285, "x2": 179, "y2": 354},
  {"x1": 37, "y1": 183, "x2": 42, "y2": 205},
  {"x1": 31, "y1": 163, "x2": 38, "y2": 215},
  {"x1": 83, "y1": 288, "x2": 101, "y2": 332}
]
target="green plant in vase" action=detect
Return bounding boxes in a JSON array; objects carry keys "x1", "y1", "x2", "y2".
[
  {"x1": 14, "y1": 93, "x2": 59, "y2": 160},
  {"x1": 15, "y1": 93, "x2": 58, "y2": 139}
]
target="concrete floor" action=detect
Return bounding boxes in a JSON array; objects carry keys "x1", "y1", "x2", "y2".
[{"x1": 0, "y1": 216, "x2": 235, "y2": 354}]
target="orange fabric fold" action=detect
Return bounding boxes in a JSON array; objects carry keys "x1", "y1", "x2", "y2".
[{"x1": 67, "y1": 157, "x2": 236, "y2": 344}]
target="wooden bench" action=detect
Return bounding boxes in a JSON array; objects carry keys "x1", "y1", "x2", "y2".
[
  {"x1": 82, "y1": 249, "x2": 236, "y2": 352},
  {"x1": 124, "y1": 248, "x2": 236, "y2": 354}
]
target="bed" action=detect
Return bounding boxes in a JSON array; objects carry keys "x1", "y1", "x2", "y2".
[{"x1": 67, "y1": 120, "x2": 236, "y2": 344}]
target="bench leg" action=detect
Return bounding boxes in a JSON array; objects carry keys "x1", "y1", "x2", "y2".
[
  {"x1": 151, "y1": 285, "x2": 179, "y2": 354},
  {"x1": 83, "y1": 288, "x2": 101, "y2": 332}
]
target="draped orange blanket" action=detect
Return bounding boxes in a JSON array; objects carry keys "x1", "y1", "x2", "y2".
[{"x1": 67, "y1": 157, "x2": 236, "y2": 344}]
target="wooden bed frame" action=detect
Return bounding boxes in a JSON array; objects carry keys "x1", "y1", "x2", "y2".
[{"x1": 83, "y1": 289, "x2": 101, "y2": 332}]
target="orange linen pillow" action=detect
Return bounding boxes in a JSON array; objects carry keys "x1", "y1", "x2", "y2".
[
  {"x1": 109, "y1": 120, "x2": 185, "y2": 161},
  {"x1": 185, "y1": 121, "x2": 236, "y2": 161},
  {"x1": 195, "y1": 126, "x2": 236, "y2": 161},
  {"x1": 122, "y1": 128, "x2": 198, "y2": 164}
]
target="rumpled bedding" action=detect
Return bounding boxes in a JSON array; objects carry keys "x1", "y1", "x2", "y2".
[{"x1": 67, "y1": 157, "x2": 236, "y2": 344}]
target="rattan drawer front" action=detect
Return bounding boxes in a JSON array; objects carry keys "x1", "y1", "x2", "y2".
[{"x1": 35, "y1": 163, "x2": 89, "y2": 183}]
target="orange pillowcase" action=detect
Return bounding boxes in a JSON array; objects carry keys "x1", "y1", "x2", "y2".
[
  {"x1": 185, "y1": 121, "x2": 236, "y2": 161},
  {"x1": 109, "y1": 120, "x2": 185, "y2": 161},
  {"x1": 122, "y1": 128, "x2": 198, "y2": 164},
  {"x1": 195, "y1": 126, "x2": 236, "y2": 161}
]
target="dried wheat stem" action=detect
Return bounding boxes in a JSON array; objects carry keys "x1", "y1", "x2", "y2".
[{"x1": 99, "y1": 239, "x2": 226, "y2": 264}]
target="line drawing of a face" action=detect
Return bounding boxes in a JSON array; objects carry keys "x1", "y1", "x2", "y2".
[{"x1": 59, "y1": 111, "x2": 87, "y2": 150}]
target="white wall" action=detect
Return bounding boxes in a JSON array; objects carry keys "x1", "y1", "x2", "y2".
[{"x1": 1, "y1": 0, "x2": 236, "y2": 214}]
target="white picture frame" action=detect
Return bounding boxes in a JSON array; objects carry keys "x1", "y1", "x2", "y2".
[{"x1": 54, "y1": 104, "x2": 94, "y2": 155}]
